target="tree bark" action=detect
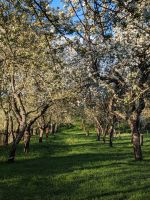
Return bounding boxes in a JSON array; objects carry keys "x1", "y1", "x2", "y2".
[
  {"x1": 54, "y1": 123, "x2": 58, "y2": 133},
  {"x1": 96, "y1": 127, "x2": 101, "y2": 141},
  {"x1": 45, "y1": 127, "x2": 49, "y2": 141},
  {"x1": 130, "y1": 115, "x2": 143, "y2": 161},
  {"x1": 33, "y1": 128, "x2": 37, "y2": 136},
  {"x1": 8, "y1": 125, "x2": 26, "y2": 162},
  {"x1": 8, "y1": 104, "x2": 49, "y2": 162},
  {"x1": 102, "y1": 124, "x2": 109, "y2": 144},
  {"x1": 109, "y1": 126, "x2": 114, "y2": 147},
  {"x1": 10, "y1": 116, "x2": 15, "y2": 142},
  {"x1": 30, "y1": 128, "x2": 33, "y2": 136},
  {"x1": 4, "y1": 117, "x2": 9, "y2": 146},
  {"x1": 23, "y1": 130, "x2": 31, "y2": 153},
  {"x1": 39, "y1": 128, "x2": 43, "y2": 143},
  {"x1": 140, "y1": 134, "x2": 144, "y2": 146},
  {"x1": 103, "y1": 129, "x2": 107, "y2": 144}
]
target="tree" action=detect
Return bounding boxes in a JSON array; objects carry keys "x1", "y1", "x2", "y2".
[{"x1": 60, "y1": 0, "x2": 150, "y2": 160}]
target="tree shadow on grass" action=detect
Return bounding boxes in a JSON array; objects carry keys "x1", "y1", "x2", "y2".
[
  {"x1": 0, "y1": 144, "x2": 150, "y2": 200},
  {"x1": 85, "y1": 185, "x2": 150, "y2": 200},
  {"x1": 0, "y1": 148, "x2": 149, "y2": 179},
  {"x1": 0, "y1": 151, "x2": 150, "y2": 200},
  {"x1": 0, "y1": 131, "x2": 150, "y2": 200}
]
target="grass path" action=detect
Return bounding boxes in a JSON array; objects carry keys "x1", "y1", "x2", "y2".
[{"x1": 0, "y1": 126, "x2": 150, "y2": 200}]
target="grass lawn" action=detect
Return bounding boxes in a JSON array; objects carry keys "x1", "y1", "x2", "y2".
[{"x1": 0, "y1": 126, "x2": 150, "y2": 200}]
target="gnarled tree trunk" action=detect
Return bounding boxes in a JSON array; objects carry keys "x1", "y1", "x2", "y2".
[{"x1": 8, "y1": 104, "x2": 49, "y2": 162}]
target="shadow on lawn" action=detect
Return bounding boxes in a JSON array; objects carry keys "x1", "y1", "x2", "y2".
[
  {"x1": 0, "y1": 149, "x2": 150, "y2": 200},
  {"x1": 0, "y1": 144, "x2": 149, "y2": 178},
  {"x1": 0, "y1": 132, "x2": 150, "y2": 200},
  {"x1": 85, "y1": 185, "x2": 150, "y2": 200}
]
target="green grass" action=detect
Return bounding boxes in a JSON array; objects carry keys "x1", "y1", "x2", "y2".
[{"x1": 0, "y1": 126, "x2": 150, "y2": 200}]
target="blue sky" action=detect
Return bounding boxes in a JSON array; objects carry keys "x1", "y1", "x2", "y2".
[{"x1": 51, "y1": 0, "x2": 63, "y2": 8}]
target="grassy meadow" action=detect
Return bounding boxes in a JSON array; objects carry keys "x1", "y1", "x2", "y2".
[{"x1": 0, "y1": 125, "x2": 150, "y2": 200}]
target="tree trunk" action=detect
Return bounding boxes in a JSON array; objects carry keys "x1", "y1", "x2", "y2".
[
  {"x1": 45, "y1": 127, "x2": 49, "y2": 141},
  {"x1": 54, "y1": 123, "x2": 58, "y2": 133},
  {"x1": 8, "y1": 143, "x2": 17, "y2": 162},
  {"x1": 103, "y1": 131, "x2": 107, "y2": 144},
  {"x1": 30, "y1": 128, "x2": 33, "y2": 136},
  {"x1": 130, "y1": 116, "x2": 143, "y2": 161},
  {"x1": 4, "y1": 117, "x2": 9, "y2": 146},
  {"x1": 140, "y1": 134, "x2": 144, "y2": 146},
  {"x1": 33, "y1": 128, "x2": 37, "y2": 136},
  {"x1": 23, "y1": 130, "x2": 31, "y2": 153},
  {"x1": 109, "y1": 126, "x2": 114, "y2": 147},
  {"x1": 8, "y1": 104, "x2": 49, "y2": 162},
  {"x1": 8, "y1": 125, "x2": 26, "y2": 162},
  {"x1": 10, "y1": 116, "x2": 15, "y2": 142},
  {"x1": 16, "y1": 124, "x2": 20, "y2": 137},
  {"x1": 51, "y1": 123, "x2": 55, "y2": 135},
  {"x1": 103, "y1": 125, "x2": 109, "y2": 144},
  {"x1": 96, "y1": 127, "x2": 100, "y2": 141},
  {"x1": 39, "y1": 128, "x2": 43, "y2": 143}
]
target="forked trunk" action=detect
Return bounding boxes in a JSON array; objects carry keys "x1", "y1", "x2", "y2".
[
  {"x1": 8, "y1": 125, "x2": 26, "y2": 162},
  {"x1": 8, "y1": 103, "x2": 49, "y2": 162}
]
